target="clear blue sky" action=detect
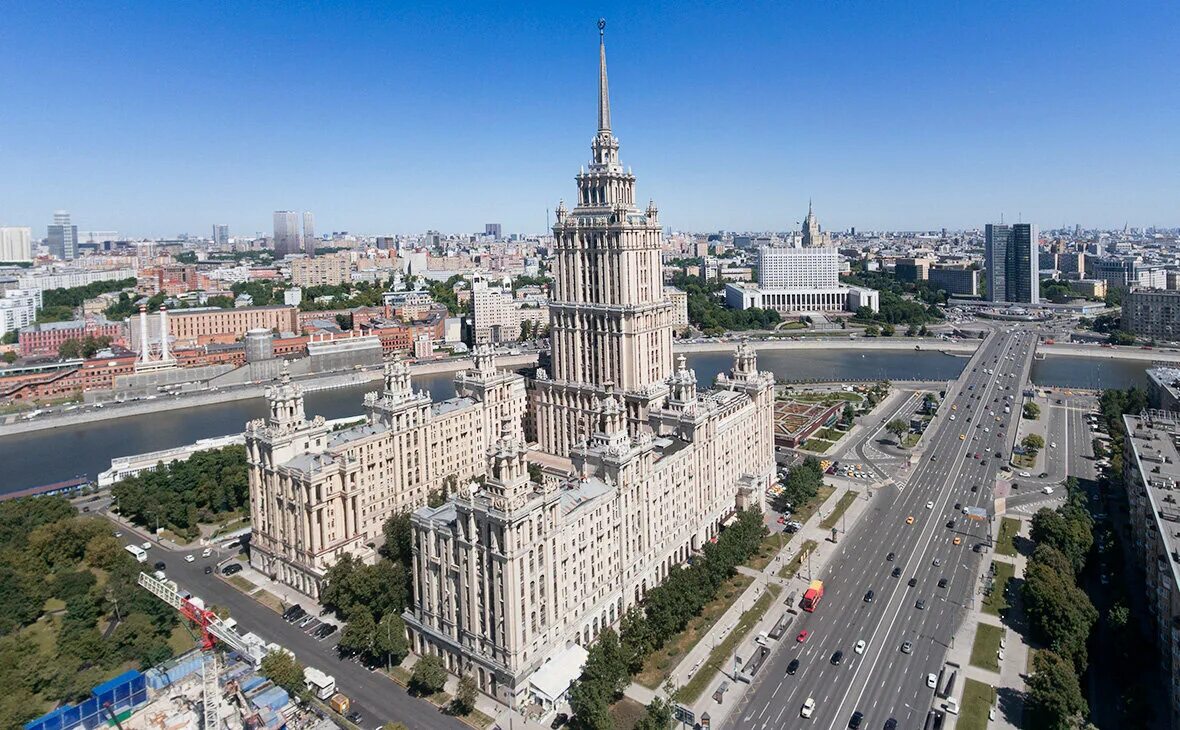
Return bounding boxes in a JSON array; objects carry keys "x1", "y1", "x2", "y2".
[{"x1": 1, "y1": 1, "x2": 1176, "y2": 237}]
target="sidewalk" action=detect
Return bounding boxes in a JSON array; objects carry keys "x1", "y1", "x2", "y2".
[
  {"x1": 626, "y1": 481, "x2": 879, "y2": 727},
  {"x1": 943, "y1": 516, "x2": 1032, "y2": 730}
]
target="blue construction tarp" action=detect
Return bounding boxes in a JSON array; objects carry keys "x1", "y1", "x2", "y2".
[{"x1": 26, "y1": 670, "x2": 147, "y2": 730}]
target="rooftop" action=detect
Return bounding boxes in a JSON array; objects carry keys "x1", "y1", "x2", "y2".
[{"x1": 1124, "y1": 411, "x2": 1180, "y2": 586}]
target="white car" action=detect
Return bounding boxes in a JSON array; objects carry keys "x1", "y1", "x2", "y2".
[
  {"x1": 855, "y1": 639, "x2": 866, "y2": 654},
  {"x1": 801, "y1": 698, "x2": 816, "y2": 719},
  {"x1": 1050, "y1": 442, "x2": 1057, "y2": 449},
  {"x1": 201, "y1": 548, "x2": 212, "y2": 558},
  {"x1": 926, "y1": 501, "x2": 934, "y2": 510},
  {"x1": 184, "y1": 554, "x2": 195, "y2": 563},
  {"x1": 141, "y1": 542, "x2": 152, "y2": 550},
  {"x1": 1042, "y1": 486, "x2": 1054, "y2": 495},
  {"x1": 1019, "y1": 471, "x2": 1030, "y2": 478},
  {"x1": 927, "y1": 673, "x2": 938, "y2": 688}
]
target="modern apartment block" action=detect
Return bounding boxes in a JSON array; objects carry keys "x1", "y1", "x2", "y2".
[
  {"x1": 47, "y1": 211, "x2": 78, "y2": 261},
  {"x1": 1121, "y1": 411, "x2": 1180, "y2": 730},
  {"x1": 245, "y1": 350, "x2": 527, "y2": 597},
  {"x1": 929, "y1": 265, "x2": 981, "y2": 297},
  {"x1": 0, "y1": 227, "x2": 33, "y2": 262},
  {"x1": 273, "y1": 210, "x2": 301, "y2": 258},
  {"x1": 290, "y1": 253, "x2": 349, "y2": 287},
  {"x1": 1123, "y1": 290, "x2": 1180, "y2": 341},
  {"x1": 985, "y1": 223, "x2": 1039, "y2": 304},
  {"x1": 403, "y1": 25, "x2": 777, "y2": 709}
]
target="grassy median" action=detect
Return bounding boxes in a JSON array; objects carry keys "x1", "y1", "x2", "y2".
[
  {"x1": 819, "y1": 490, "x2": 859, "y2": 530},
  {"x1": 958, "y1": 679, "x2": 996, "y2": 730},
  {"x1": 779, "y1": 539, "x2": 818, "y2": 580},
  {"x1": 969, "y1": 622, "x2": 1004, "y2": 672},
  {"x1": 674, "y1": 583, "x2": 782, "y2": 704},
  {"x1": 982, "y1": 561, "x2": 1015, "y2": 617},
  {"x1": 995, "y1": 517, "x2": 1020, "y2": 557}
]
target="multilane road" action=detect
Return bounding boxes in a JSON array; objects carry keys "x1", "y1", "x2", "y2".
[{"x1": 735, "y1": 329, "x2": 1037, "y2": 729}]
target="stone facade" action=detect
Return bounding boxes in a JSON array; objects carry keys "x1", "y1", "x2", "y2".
[
  {"x1": 402, "y1": 25, "x2": 777, "y2": 709},
  {"x1": 245, "y1": 349, "x2": 526, "y2": 597}
]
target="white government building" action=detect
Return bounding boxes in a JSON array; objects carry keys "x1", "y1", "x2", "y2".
[
  {"x1": 402, "y1": 25, "x2": 777, "y2": 709},
  {"x1": 724, "y1": 222, "x2": 879, "y2": 315}
]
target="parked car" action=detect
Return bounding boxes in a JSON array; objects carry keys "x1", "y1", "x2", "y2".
[{"x1": 222, "y1": 563, "x2": 243, "y2": 576}]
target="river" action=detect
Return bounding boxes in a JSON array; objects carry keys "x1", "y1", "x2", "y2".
[{"x1": 0, "y1": 351, "x2": 1148, "y2": 493}]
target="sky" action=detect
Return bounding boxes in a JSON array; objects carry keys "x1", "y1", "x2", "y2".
[{"x1": 1, "y1": 1, "x2": 1177, "y2": 237}]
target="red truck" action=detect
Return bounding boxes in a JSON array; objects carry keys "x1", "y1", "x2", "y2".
[{"x1": 801, "y1": 580, "x2": 824, "y2": 612}]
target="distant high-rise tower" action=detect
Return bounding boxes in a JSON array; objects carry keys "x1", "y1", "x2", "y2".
[
  {"x1": 273, "y1": 211, "x2": 300, "y2": 257},
  {"x1": 985, "y1": 223, "x2": 1039, "y2": 305},
  {"x1": 801, "y1": 200, "x2": 828, "y2": 247},
  {"x1": 485, "y1": 223, "x2": 502, "y2": 239},
  {"x1": 302, "y1": 211, "x2": 316, "y2": 257},
  {"x1": 212, "y1": 224, "x2": 229, "y2": 246},
  {"x1": 47, "y1": 210, "x2": 77, "y2": 260},
  {"x1": 0, "y1": 227, "x2": 33, "y2": 262}
]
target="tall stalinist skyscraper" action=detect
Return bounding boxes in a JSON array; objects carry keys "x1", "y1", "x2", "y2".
[{"x1": 531, "y1": 19, "x2": 677, "y2": 456}]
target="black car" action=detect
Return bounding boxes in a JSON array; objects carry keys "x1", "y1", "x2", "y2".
[
  {"x1": 317, "y1": 623, "x2": 338, "y2": 638},
  {"x1": 938, "y1": 578, "x2": 948, "y2": 588},
  {"x1": 222, "y1": 563, "x2": 243, "y2": 576},
  {"x1": 864, "y1": 590, "x2": 875, "y2": 603},
  {"x1": 849, "y1": 711, "x2": 864, "y2": 729},
  {"x1": 787, "y1": 659, "x2": 800, "y2": 675},
  {"x1": 916, "y1": 599, "x2": 926, "y2": 610},
  {"x1": 886, "y1": 552, "x2": 896, "y2": 561},
  {"x1": 831, "y1": 650, "x2": 844, "y2": 665},
  {"x1": 884, "y1": 720, "x2": 897, "y2": 730},
  {"x1": 971, "y1": 484, "x2": 979, "y2": 492},
  {"x1": 284, "y1": 606, "x2": 306, "y2": 623},
  {"x1": 891, "y1": 567, "x2": 902, "y2": 578},
  {"x1": 551, "y1": 713, "x2": 570, "y2": 729},
  {"x1": 346, "y1": 712, "x2": 362, "y2": 724},
  {"x1": 153, "y1": 560, "x2": 166, "y2": 571},
  {"x1": 946, "y1": 520, "x2": 955, "y2": 528},
  {"x1": 907, "y1": 577, "x2": 917, "y2": 587},
  {"x1": 954, "y1": 502, "x2": 962, "y2": 511},
  {"x1": 204, "y1": 565, "x2": 213, "y2": 575}
]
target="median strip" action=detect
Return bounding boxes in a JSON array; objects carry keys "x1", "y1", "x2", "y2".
[
  {"x1": 779, "y1": 540, "x2": 818, "y2": 579},
  {"x1": 819, "y1": 490, "x2": 859, "y2": 530}
]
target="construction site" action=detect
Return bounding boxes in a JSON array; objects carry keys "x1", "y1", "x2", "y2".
[{"x1": 23, "y1": 573, "x2": 349, "y2": 730}]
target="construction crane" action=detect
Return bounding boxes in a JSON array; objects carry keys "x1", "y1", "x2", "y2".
[{"x1": 137, "y1": 571, "x2": 261, "y2": 729}]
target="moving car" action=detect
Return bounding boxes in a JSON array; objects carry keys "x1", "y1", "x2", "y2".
[
  {"x1": 831, "y1": 650, "x2": 844, "y2": 665},
  {"x1": 801, "y1": 698, "x2": 816, "y2": 718},
  {"x1": 927, "y1": 673, "x2": 938, "y2": 688},
  {"x1": 864, "y1": 590, "x2": 874, "y2": 603},
  {"x1": 848, "y1": 711, "x2": 864, "y2": 729},
  {"x1": 925, "y1": 501, "x2": 934, "y2": 510},
  {"x1": 938, "y1": 577, "x2": 948, "y2": 588},
  {"x1": 953, "y1": 536, "x2": 962, "y2": 545},
  {"x1": 796, "y1": 630, "x2": 810, "y2": 643},
  {"x1": 906, "y1": 516, "x2": 915, "y2": 525},
  {"x1": 892, "y1": 567, "x2": 902, "y2": 578},
  {"x1": 787, "y1": 658, "x2": 800, "y2": 675},
  {"x1": 854, "y1": 639, "x2": 866, "y2": 654},
  {"x1": 908, "y1": 577, "x2": 918, "y2": 587},
  {"x1": 916, "y1": 599, "x2": 926, "y2": 610},
  {"x1": 886, "y1": 552, "x2": 896, "y2": 561},
  {"x1": 184, "y1": 554, "x2": 195, "y2": 563},
  {"x1": 901, "y1": 641, "x2": 913, "y2": 654},
  {"x1": 204, "y1": 565, "x2": 213, "y2": 574}
]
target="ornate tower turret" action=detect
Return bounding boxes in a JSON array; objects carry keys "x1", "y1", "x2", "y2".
[
  {"x1": 483, "y1": 418, "x2": 532, "y2": 512},
  {"x1": 731, "y1": 342, "x2": 759, "y2": 381},
  {"x1": 667, "y1": 354, "x2": 698, "y2": 408},
  {"x1": 265, "y1": 362, "x2": 306, "y2": 435},
  {"x1": 383, "y1": 359, "x2": 413, "y2": 402}
]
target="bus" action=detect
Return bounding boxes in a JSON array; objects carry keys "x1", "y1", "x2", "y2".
[{"x1": 124, "y1": 545, "x2": 148, "y2": 563}]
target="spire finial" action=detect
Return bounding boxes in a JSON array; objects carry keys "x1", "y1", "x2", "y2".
[{"x1": 597, "y1": 18, "x2": 611, "y2": 132}]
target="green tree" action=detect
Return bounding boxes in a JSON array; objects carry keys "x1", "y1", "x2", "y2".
[
  {"x1": 0, "y1": 330, "x2": 17, "y2": 345},
  {"x1": 568, "y1": 677, "x2": 614, "y2": 730},
  {"x1": 1092, "y1": 438, "x2": 1107, "y2": 459},
  {"x1": 886, "y1": 419, "x2": 909, "y2": 443},
  {"x1": 864, "y1": 324, "x2": 880, "y2": 337},
  {"x1": 1, "y1": 350, "x2": 15, "y2": 364},
  {"x1": 380, "y1": 512, "x2": 414, "y2": 567},
  {"x1": 1107, "y1": 330, "x2": 1135, "y2": 346},
  {"x1": 1027, "y1": 650, "x2": 1087, "y2": 730},
  {"x1": 374, "y1": 612, "x2": 409, "y2": 669},
  {"x1": 261, "y1": 650, "x2": 306, "y2": 696},
  {"x1": 58, "y1": 338, "x2": 82, "y2": 359},
  {"x1": 1023, "y1": 401, "x2": 1041, "y2": 420},
  {"x1": 338, "y1": 606, "x2": 377, "y2": 659},
  {"x1": 452, "y1": 673, "x2": 477, "y2": 715},
  {"x1": 634, "y1": 695, "x2": 674, "y2": 730},
  {"x1": 1022, "y1": 433, "x2": 1045, "y2": 453},
  {"x1": 842, "y1": 403, "x2": 856, "y2": 425},
  {"x1": 881, "y1": 323, "x2": 895, "y2": 337},
  {"x1": 409, "y1": 653, "x2": 447, "y2": 696}
]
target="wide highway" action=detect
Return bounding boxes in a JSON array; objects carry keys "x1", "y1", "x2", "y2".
[{"x1": 734, "y1": 328, "x2": 1037, "y2": 730}]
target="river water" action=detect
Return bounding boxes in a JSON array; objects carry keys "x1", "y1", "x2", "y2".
[{"x1": 0, "y1": 351, "x2": 1148, "y2": 493}]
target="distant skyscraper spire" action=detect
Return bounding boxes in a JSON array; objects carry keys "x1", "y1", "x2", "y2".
[{"x1": 598, "y1": 18, "x2": 611, "y2": 132}]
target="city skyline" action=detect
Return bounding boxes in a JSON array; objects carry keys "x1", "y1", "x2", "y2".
[{"x1": 1, "y1": 2, "x2": 1177, "y2": 236}]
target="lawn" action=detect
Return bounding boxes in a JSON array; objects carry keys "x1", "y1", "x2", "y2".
[
  {"x1": 1012, "y1": 453, "x2": 1036, "y2": 470},
  {"x1": 227, "y1": 574, "x2": 256, "y2": 593},
  {"x1": 958, "y1": 679, "x2": 996, "y2": 730},
  {"x1": 820, "y1": 491, "x2": 859, "y2": 530},
  {"x1": 252, "y1": 588, "x2": 285, "y2": 613},
  {"x1": 969, "y1": 622, "x2": 1004, "y2": 672},
  {"x1": 791, "y1": 391, "x2": 864, "y2": 404},
  {"x1": 813, "y1": 427, "x2": 846, "y2": 442},
  {"x1": 996, "y1": 517, "x2": 1021, "y2": 557},
  {"x1": 745, "y1": 530, "x2": 790, "y2": 571},
  {"x1": 801, "y1": 439, "x2": 833, "y2": 453},
  {"x1": 609, "y1": 697, "x2": 648, "y2": 730},
  {"x1": 793, "y1": 485, "x2": 836, "y2": 526},
  {"x1": 779, "y1": 540, "x2": 818, "y2": 580},
  {"x1": 901, "y1": 432, "x2": 921, "y2": 448},
  {"x1": 982, "y1": 561, "x2": 1015, "y2": 617},
  {"x1": 168, "y1": 624, "x2": 197, "y2": 654},
  {"x1": 634, "y1": 573, "x2": 755, "y2": 689},
  {"x1": 674, "y1": 583, "x2": 782, "y2": 703}
]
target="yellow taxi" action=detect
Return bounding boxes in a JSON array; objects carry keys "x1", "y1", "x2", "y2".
[
  {"x1": 952, "y1": 404, "x2": 958, "y2": 411},
  {"x1": 906, "y1": 515, "x2": 915, "y2": 525},
  {"x1": 953, "y1": 536, "x2": 962, "y2": 545},
  {"x1": 959, "y1": 434, "x2": 965, "y2": 441}
]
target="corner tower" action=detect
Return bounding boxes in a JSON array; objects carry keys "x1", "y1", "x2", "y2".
[{"x1": 532, "y1": 20, "x2": 677, "y2": 456}]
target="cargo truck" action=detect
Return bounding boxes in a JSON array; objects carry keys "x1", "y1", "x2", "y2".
[
  {"x1": 801, "y1": 580, "x2": 824, "y2": 612},
  {"x1": 304, "y1": 667, "x2": 336, "y2": 700},
  {"x1": 329, "y1": 693, "x2": 350, "y2": 715}
]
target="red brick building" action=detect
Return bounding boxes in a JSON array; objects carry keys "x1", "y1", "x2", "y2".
[{"x1": 19, "y1": 319, "x2": 126, "y2": 357}]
